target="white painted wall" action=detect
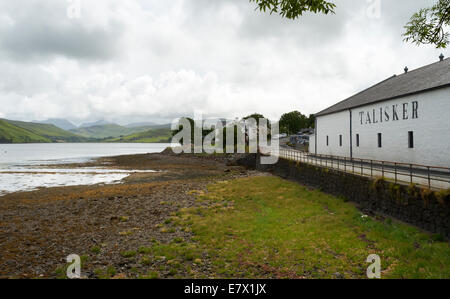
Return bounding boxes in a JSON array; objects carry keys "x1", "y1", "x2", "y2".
[
  {"x1": 316, "y1": 110, "x2": 351, "y2": 157},
  {"x1": 352, "y1": 87, "x2": 450, "y2": 167},
  {"x1": 308, "y1": 134, "x2": 315, "y2": 153},
  {"x1": 315, "y1": 87, "x2": 450, "y2": 167}
]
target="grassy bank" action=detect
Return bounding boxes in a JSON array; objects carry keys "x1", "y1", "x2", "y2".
[
  {"x1": 0, "y1": 119, "x2": 51, "y2": 143},
  {"x1": 2, "y1": 119, "x2": 86, "y2": 143},
  {"x1": 148, "y1": 176, "x2": 449, "y2": 279}
]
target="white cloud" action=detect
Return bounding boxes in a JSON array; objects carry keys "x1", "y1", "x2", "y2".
[{"x1": 0, "y1": 0, "x2": 445, "y2": 125}]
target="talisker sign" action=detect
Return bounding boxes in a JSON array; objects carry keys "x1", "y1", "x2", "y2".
[{"x1": 358, "y1": 101, "x2": 419, "y2": 125}]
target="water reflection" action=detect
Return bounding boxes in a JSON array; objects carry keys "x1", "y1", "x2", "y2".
[
  {"x1": 0, "y1": 168, "x2": 156, "y2": 196},
  {"x1": 0, "y1": 143, "x2": 168, "y2": 196}
]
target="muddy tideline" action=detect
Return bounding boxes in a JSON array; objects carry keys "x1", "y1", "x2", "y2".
[{"x1": 0, "y1": 150, "x2": 250, "y2": 279}]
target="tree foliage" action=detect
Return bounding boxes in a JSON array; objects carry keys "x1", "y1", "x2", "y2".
[
  {"x1": 243, "y1": 113, "x2": 271, "y2": 141},
  {"x1": 249, "y1": 0, "x2": 336, "y2": 19},
  {"x1": 307, "y1": 114, "x2": 316, "y2": 129},
  {"x1": 243, "y1": 113, "x2": 268, "y2": 125},
  {"x1": 403, "y1": 0, "x2": 450, "y2": 48},
  {"x1": 279, "y1": 111, "x2": 309, "y2": 135},
  {"x1": 250, "y1": 0, "x2": 450, "y2": 49}
]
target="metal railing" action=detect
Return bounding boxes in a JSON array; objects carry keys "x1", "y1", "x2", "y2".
[{"x1": 275, "y1": 148, "x2": 450, "y2": 190}]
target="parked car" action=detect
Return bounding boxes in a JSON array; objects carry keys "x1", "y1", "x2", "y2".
[{"x1": 290, "y1": 134, "x2": 310, "y2": 145}]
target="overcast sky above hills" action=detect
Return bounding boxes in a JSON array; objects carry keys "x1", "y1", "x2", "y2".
[{"x1": 0, "y1": 0, "x2": 444, "y2": 125}]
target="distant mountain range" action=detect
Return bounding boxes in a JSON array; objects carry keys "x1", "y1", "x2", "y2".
[
  {"x1": 79, "y1": 120, "x2": 113, "y2": 128},
  {"x1": 33, "y1": 118, "x2": 77, "y2": 131},
  {"x1": 104, "y1": 128, "x2": 172, "y2": 143},
  {"x1": 124, "y1": 122, "x2": 158, "y2": 128},
  {"x1": 35, "y1": 118, "x2": 170, "y2": 131},
  {"x1": 70, "y1": 124, "x2": 142, "y2": 139},
  {"x1": 0, "y1": 118, "x2": 172, "y2": 144},
  {"x1": 70, "y1": 123, "x2": 171, "y2": 139}
]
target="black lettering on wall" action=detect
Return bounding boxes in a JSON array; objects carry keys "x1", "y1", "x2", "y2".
[
  {"x1": 412, "y1": 101, "x2": 419, "y2": 119},
  {"x1": 403, "y1": 103, "x2": 409, "y2": 120},
  {"x1": 372, "y1": 109, "x2": 378, "y2": 124},
  {"x1": 392, "y1": 105, "x2": 399, "y2": 121},
  {"x1": 358, "y1": 101, "x2": 418, "y2": 126},
  {"x1": 366, "y1": 112, "x2": 371, "y2": 124}
]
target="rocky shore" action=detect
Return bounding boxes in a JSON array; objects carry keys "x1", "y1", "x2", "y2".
[{"x1": 0, "y1": 150, "x2": 250, "y2": 278}]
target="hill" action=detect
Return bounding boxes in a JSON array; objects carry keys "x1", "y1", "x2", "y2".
[
  {"x1": 70, "y1": 124, "x2": 136, "y2": 139},
  {"x1": 123, "y1": 122, "x2": 171, "y2": 129},
  {"x1": 144, "y1": 123, "x2": 171, "y2": 129},
  {"x1": 124, "y1": 122, "x2": 158, "y2": 128},
  {"x1": 33, "y1": 118, "x2": 77, "y2": 131},
  {"x1": 70, "y1": 123, "x2": 171, "y2": 139},
  {"x1": 0, "y1": 118, "x2": 171, "y2": 144},
  {"x1": 3, "y1": 119, "x2": 87, "y2": 143},
  {"x1": 0, "y1": 119, "x2": 51, "y2": 143},
  {"x1": 79, "y1": 120, "x2": 114, "y2": 128},
  {"x1": 105, "y1": 128, "x2": 172, "y2": 143}
]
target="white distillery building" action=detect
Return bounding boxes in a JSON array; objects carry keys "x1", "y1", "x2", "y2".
[{"x1": 311, "y1": 56, "x2": 450, "y2": 168}]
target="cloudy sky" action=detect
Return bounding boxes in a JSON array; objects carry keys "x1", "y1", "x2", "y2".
[{"x1": 0, "y1": 0, "x2": 444, "y2": 125}]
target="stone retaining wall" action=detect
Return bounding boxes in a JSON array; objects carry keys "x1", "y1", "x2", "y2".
[{"x1": 237, "y1": 154, "x2": 450, "y2": 238}]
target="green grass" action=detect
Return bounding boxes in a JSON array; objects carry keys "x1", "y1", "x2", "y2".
[
  {"x1": 0, "y1": 118, "x2": 87, "y2": 143},
  {"x1": 90, "y1": 246, "x2": 101, "y2": 254},
  {"x1": 175, "y1": 176, "x2": 450, "y2": 279},
  {"x1": 0, "y1": 119, "x2": 50, "y2": 143},
  {"x1": 120, "y1": 251, "x2": 137, "y2": 258},
  {"x1": 4, "y1": 119, "x2": 85, "y2": 142},
  {"x1": 94, "y1": 266, "x2": 117, "y2": 279}
]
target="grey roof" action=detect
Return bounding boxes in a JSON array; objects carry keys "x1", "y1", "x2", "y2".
[{"x1": 316, "y1": 57, "x2": 450, "y2": 116}]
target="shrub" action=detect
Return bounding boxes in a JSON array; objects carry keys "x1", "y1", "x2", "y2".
[
  {"x1": 407, "y1": 183, "x2": 421, "y2": 198},
  {"x1": 435, "y1": 189, "x2": 450, "y2": 206},
  {"x1": 421, "y1": 188, "x2": 434, "y2": 207},
  {"x1": 371, "y1": 177, "x2": 385, "y2": 191},
  {"x1": 389, "y1": 183, "x2": 404, "y2": 204}
]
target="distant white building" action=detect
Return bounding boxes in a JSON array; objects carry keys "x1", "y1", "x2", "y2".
[{"x1": 310, "y1": 55, "x2": 450, "y2": 168}]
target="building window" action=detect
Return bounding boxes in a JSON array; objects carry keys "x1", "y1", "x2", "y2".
[
  {"x1": 377, "y1": 133, "x2": 382, "y2": 148},
  {"x1": 339, "y1": 135, "x2": 342, "y2": 147},
  {"x1": 356, "y1": 134, "x2": 360, "y2": 147},
  {"x1": 408, "y1": 131, "x2": 414, "y2": 148},
  {"x1": 326, "y1": 136, "x2": 329, "y2": 146}
]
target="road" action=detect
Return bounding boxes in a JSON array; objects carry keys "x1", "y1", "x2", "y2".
[{"x1": 273, "y1": 145, "x2": 450, "y2": 190}]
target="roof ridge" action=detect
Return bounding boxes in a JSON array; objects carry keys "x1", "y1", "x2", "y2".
[
  {"x1": 315, "y1": 74, "x2": 397, "y2": 115},
  {"x1": 396, "y1": 56, "x2": 449, "y2": 78},
  {"x1": 315, "y1": 57, "x2": 450, "y2": 117}
]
